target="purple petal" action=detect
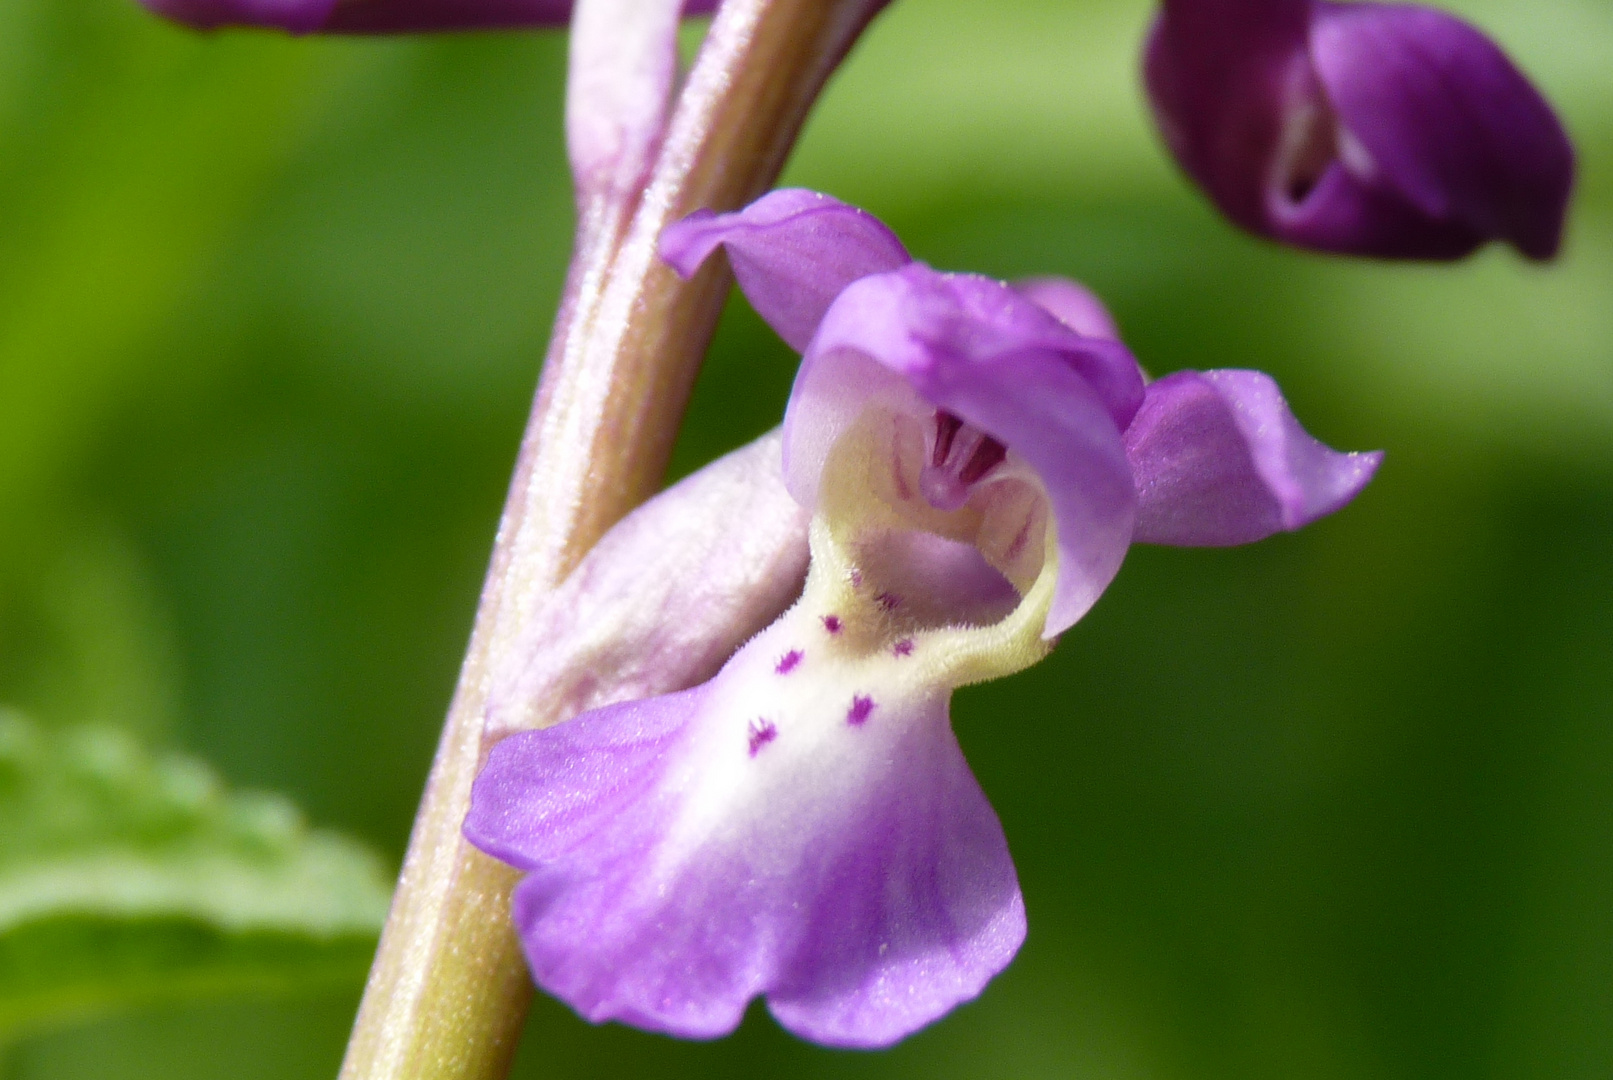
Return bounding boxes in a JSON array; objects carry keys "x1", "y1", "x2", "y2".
[
  {"x1": 486, "y1": 430, "x2": 809, "y2": 741},
  {"x1": 468, "y1": 684, "x2": 706, "y2": 875},
  {"x1": 788, "y1": 266, "x2": 1142, "y2": 635},
  {"x1": 139, "y1": 0, "x2": 716, "y2": 34},
  {"x1": 1309, "y1": 2, "x2": 1575, "y2": 260},
  {"x1": 138, "y1": 0, "x2": 338, "y2": 33},
  {"x1": 465, "y1": 620, "x2": 1025, "y2": 1046},
  {"x1": 1264, "y1": 148, "x2": 1487, "y2": 259},
  {"x1": 1012, "y1": 276, "x2": 1122, "y2": 341},
  {"x1": 660, "y1": 189, "x2": 912, "y2": 352},
  {"x1": 1125, "y1": 369, "x2": 1381, "y2": 546}
]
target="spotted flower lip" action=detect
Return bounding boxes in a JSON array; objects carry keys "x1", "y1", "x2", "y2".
[
  {"x1": 1144, "y1": 0, "x2": 1575, "y2": 260},
  {"x1": 466, "y1": 189, "x2": 1381, "y2": 1049},
  {"x1": 135, "y1": 0, "x2": 714, "y2": 36}
]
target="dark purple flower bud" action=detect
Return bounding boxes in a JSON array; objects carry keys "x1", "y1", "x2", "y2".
[
  {"x1": 137, "y1": 0, "x2": 714, "y2": 36},
  {"x1": 1144, "y1": 0, "x2": 1575, "y2": 260}
]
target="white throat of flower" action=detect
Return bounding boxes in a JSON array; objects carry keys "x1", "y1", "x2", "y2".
[
  {"x1": 641, "y1": 404, "x2": 1060, "y2": 878},
  {"x1": 797, "y1": 405, "x2": 1059, "y2": 690}
]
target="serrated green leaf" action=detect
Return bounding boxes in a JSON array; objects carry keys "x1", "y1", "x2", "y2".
[{"x1": 0, "y1": 710, "x2": 392, "y2": 1041}]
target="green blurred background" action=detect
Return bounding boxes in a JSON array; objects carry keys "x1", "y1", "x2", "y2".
[{"x1": 3, "y1": 0, "x2": 1611, "y2": 1075}]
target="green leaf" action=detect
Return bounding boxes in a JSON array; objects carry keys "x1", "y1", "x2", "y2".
[{"x1": 0, "y1": 710, "x2": 392, "y2": 1042}]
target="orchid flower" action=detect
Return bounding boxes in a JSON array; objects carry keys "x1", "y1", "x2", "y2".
[
  {"x1": 1145, "y1": 0, "x2": 1575, "y2": 260},
  {"x1": 135, "y1": 0, "x2": 714, "y2": 35},
  {"x1": 462, "y1": 189, "x2": 1382, "y2": 1047}
]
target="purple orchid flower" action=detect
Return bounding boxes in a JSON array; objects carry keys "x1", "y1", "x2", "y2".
[
  {"x1": 135, "y1": 0, "x2": 713, "y2": 36},
  {"x1": 1145, "y1": 0, "x2": 1575, "y2": 260},
  {"x1": 463, "y1": 189, "x2": 1382, "y2": 1046}
]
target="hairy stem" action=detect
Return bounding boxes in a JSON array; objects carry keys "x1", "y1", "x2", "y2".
[{"x1": 337, "y1": 2, "x2": 887, "y2": 1078}]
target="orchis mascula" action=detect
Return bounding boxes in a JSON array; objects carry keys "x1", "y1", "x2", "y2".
[
  {"x1": 1146, "y1": 0, "x2": 1575, "y2": 259},
  {"x1": 136, "y1": 0, "x2": 713, "y2": 35},
  {"x1": 463, "y1": 190, "x2": 1382, "y2": 1046}
]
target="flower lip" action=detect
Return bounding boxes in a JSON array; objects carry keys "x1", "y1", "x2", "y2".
[{"x1": 465, "y1": 640, "x2": 1027, "y2": 1047}]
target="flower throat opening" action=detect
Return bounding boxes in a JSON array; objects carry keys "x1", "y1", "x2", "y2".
[
  {"x1": 921, "y1": 411, "x2": 1009, "y2": 511},
  {"x1": 796, "y1": 405, "x2": 1059, "y2": 686}
]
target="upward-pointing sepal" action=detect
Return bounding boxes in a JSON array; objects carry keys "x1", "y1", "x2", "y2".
[{"x1": 660, "y1": 189, "x2": 912, "y2": 352}]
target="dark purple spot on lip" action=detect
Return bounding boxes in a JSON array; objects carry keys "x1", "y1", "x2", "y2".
[
  {"x1": 893, "y1": 639, "x2": 914, "y2": 657},
  {"x1": 847, "y1": 695, "x2": 875, "y2": 726},
  {"x1": 875, "y1": 591, "x2": 900, "y2": 611},
  {"x1": 849, "y1": 568, "x2": 864, "y2": 588},
  {"x1": 822, "y1": 615, "x2": 843, "y2": 634},
  {"x1": 775, "y1": 649, "x2": 803, "y2": 675},
  {"x1": 747, "y1": 719, "x2": 777, "y2": 756}
]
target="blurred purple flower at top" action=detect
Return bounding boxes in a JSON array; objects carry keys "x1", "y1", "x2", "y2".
[
  {"x1": 138, "y1": 0, "x2": 713, "y2": 36},
  {"x1": 1145, "y1": 0, "x2": 1575, "y2": 260},
  {"x1": 463, "y1": 189, "x2": 1382, "y2": 1047}
]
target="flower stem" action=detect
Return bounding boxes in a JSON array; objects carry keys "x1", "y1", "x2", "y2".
[{"x1": 337, "y1": 3, "x2": 886, "y2": 1078}]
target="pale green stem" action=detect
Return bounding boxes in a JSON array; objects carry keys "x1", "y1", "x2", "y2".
[{"x1": 336, "y1": 3, "x2": 888, "y2": 1078}]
